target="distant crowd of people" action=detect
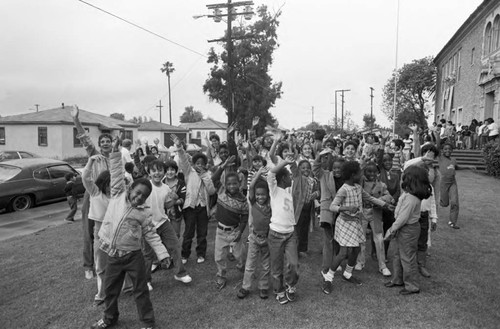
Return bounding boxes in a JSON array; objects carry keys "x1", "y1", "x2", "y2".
[{"x1": 65, "y1": 105, "x2": 483, "y2": 329}]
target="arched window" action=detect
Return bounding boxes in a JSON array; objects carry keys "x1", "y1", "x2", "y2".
[
  {"x1": 494, "y1": 15, "x2": 500, "y2": 49},
  {"x1": 485, "y1": 22, "x2": 492, "y2": 54}
]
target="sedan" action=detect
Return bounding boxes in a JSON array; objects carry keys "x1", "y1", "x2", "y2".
[
  {"x1": 0, "y1": 150, "x2": 40, "y2": 162},
  {"x1": 0, "y1": 158, "x2": 85, "y2": 212}
]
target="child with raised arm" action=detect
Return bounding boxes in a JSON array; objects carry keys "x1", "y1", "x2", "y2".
[
  {"x1": 90, "y1": 136, "x2": 171, "y2": 329},
  {"x1": 238, "y1": 167, "x2": 272, "y2": 299},
  {"x1": 172, "y1": 135, "x2": 217, "y2": 264},
  {"x1": 210, "y1": 155, "x2": 249, "y2": 290},
  {"x1": 384, "y1": 166, "x2": 432, "y2": 295},
  {"x1": 267, "y1": 156, "x2": 299, "y2": 305},
  {"x1": 322, "y1": 161, "x2": 393, "y2": 293}
]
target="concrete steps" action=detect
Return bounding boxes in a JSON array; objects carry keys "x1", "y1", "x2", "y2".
[{"x1": 452, "y1": 149, "x2": 486, "y2": 172}]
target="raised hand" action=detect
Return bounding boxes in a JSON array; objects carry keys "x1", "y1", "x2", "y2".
[
  {"x1": 223, "y1": 155, "x2": 237, "y2": 168},
  {"x1": 284, "y1": 154, "x2": 295, "y2": 164},
  {"x1": 252, "y1": 116, "x2": 260, "y2": 127},
  {"x1": 112, "y1": 133, "x2": 123, "y2": 152},
  {"x1": 170, "y1": 134, "x2": 181, "y2": 148},
  {"x1": 409, "y1": 123, "x2": 418, "y2": 132},
  {"x1": 71, "y1": 105, "x2": 79, "y2": 119},
  {"x1": 227, "y1": 122, "x2": 237, "y2": 134}
]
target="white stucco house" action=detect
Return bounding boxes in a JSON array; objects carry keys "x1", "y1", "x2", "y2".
[
  {"x1": 0, "y1": 105, "x2": 139, "y2": 160},
  {"x1": 138, "y1": 121, "x2": 190, "y2": 148},
  {"x1": 179, "y1": 118, "x2": 228, "y2": 145}
]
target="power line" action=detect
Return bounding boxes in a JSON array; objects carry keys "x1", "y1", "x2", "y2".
[{"x1": 76, "y1": 0, "x2": 207, "y2": 58}]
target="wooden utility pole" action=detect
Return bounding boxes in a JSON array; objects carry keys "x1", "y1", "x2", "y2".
[
  {"x1": 156, "y1": 100, "x2": 163, "y2": 123},
  {"x1": 311, "y1": 106, "x2": 314, "y2": 123},
  {"x1": 370, "y1": 87, "x2": 374, "y2": 133},
  {"x1": 161, "y1": 61, "x2": 175, "y2": 125},
  {"x1": 336, "y1": 89, "x2": 350, "y2": 134},
  {"x1": 35, "y1": 104, "x2": 39, "y2": 112}
]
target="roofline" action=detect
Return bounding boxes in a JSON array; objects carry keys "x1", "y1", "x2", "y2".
[
  {"x1": 0, "y1": 121, "x2": 138, "y2": 128},
  {"x1": 434, "y1": 0, "x2": 494, "y2": 63},
  {"x1": 138, "y1": 128, "x2": 189, "y2": 132}
]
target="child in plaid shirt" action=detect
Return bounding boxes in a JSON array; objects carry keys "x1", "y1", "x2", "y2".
[{"x1": 323, "y1": 161, "x2": 393, "y2": 291}]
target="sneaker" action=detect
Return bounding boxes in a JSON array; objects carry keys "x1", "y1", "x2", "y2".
[
  {"x1": 64, "y1": 218, "x2": 75, "y2": 223},
  {"x1": 342, "y1": 275, "x2": 362, "y2": 285},
  {"x1": 285, "y1": 285, "x2": 296, "y2": 302},
  {"x1": 181, "y1": 258, "x2": 188, "y2": 265},
  {"x1": 174, "y1": 274, "x2": 193, "y2": 284},
  {"x1": 259, "y1": 289, "x2": 269, "y2": 299},
  {"x1": 147, "y1": 282, "x2": 153, "y2": 291},
  {"x1": 197, "y1": 256, "x2": 205, "y2": 264},
  {"x1": 92, "y1": 299, "x2": 105, "y2": 307},
  {"x1": 90, "y1": 319, "x2": 115, "y2": 329},
  {"x1": 216, "y1": 278, "x2": 226, "y2": 290},
  {"x1": 151, "y1": 263, "x2": 160, "y2": 273},
  {"x1": 276, "y1": 292, "x2": 289, "y2": 305},
  {"x1": 85, "y1": 270, "x2": 94, "y2": 280},
  {"x1": 321, "y1": 270, "x2": 334, "y2": 282},
  {"x1": 380, "y1": 268, "x2": 392, "y2": 277},
  {"x1": 322, "y1": 280, "x2": 333, "y2": 295},
  {"x1": 354, "y1": 263, "x2": 364, "y2": 271},
  {"x1": 237, "y1": 288, "x2": 250, "y2": 299},
  {"x1": 336, "y1": 265, "x2": 342, "y2": 272}
]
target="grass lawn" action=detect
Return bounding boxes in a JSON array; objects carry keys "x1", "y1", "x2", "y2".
[{"x1": 1, "y1": 171, "x2": 499, "y2": 329}]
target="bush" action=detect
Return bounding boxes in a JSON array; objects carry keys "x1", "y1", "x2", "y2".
[{"x1": 482, "y1": 141, "x2": 500, "y2": 177}]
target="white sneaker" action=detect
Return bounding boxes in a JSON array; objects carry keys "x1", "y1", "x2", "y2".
[
  {"x1": 321, "y1": 270, "x2": 334, "y2": 282},
  {"x1": 380, "y1": 268, "x2": 392, "y2": 277},
  {"x1": 181, "y1": 258, "x2": 188, "y2": 265},
  {"x1": 174, "y1": 274, "x2": 193, "y2": 284},
  {"x1": 354, "y1": 263, "x2": 364, "y2": 271},
  {"x1": 197, "y1": 256, "x2": 205, "y2": 264},
  {"x1": 151, "y1": 263, "x2": 159, "y2": 272},
  {"x1": 336, "y1": 265, "x2": 342, "y2": 272},
  {"x1": 85, "y1": 270, "x2": 94, "y2": 280},
  {"x1": 147, "y1": 282, "x2": 153, "y2": 291}
]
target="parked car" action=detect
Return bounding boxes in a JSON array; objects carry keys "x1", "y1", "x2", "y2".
[
  {"x1": 0, "y1": 150, "x2": 40, "y2": 162},
  {"x1": 0, "y1": 158, "x2": 85, "y2": 212}
]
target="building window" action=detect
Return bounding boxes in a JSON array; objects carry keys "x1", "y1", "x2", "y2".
[
  {"x1": 38, "y1": 127, "x2": 48, "y2": 146},
  {"x1": 124, "y1": 130, "x2": 133, "y2": 141},
  {"x1": 485, "y1": 22, "x2": 492, "y2": 54},
  {"x1": 196, "y1": 131, "x2": 201, "y2": 139},
  {"x1": 493, "y1": 15, "x2": 500, "y2": 50},
  {"x1": 73, "y1": 127, "x2": 89, "y2": 147},
  {"x1": 471, "y1": 47, "x2": 475, "y2": 65},
  {"x1": 0, "y1": 127, "x2": 5, "y2": 145}
]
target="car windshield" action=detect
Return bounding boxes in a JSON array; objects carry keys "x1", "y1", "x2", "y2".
[{"x1": 0, "y1": 164, "x2": 22, "y2": 182}]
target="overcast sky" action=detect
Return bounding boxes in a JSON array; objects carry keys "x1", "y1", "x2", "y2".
[{"x1": 0, "y1": 0, "x2": 483, "y2": 129}]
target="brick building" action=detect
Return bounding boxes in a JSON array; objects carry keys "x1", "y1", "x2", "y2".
[{"x1": 434, "y1": 0, "x2": 500, "y2": 126}]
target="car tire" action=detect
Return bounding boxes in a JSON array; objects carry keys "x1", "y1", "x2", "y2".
[{"x1": 10, "y1": 194, "x2": 33, "y2": 212}]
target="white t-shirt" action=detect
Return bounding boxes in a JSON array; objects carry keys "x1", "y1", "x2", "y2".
[
  {"x1": 267, "y1": 171, "x2": 295, "y2": 234},
  {"x1": 121, "y1": 148, "x2": 133, "y2": 164},
  {"x1": 488, "y1": 122, "x2": 499, "y2": 136},
  {"x1": 145, "y1": 182, "x2": 172, "y2": 228}
]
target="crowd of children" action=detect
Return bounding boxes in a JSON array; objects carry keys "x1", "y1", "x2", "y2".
[{"x1": 70, "y1": 106, "x2": 475, "y2": 328}]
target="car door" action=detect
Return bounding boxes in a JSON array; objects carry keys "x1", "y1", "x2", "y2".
[
  {"x1": 32, "y1": 166, "x2": 58, "y2": 202},
  {"x1": 47, "y1": 165, "x2": 77, "y2": 201}
]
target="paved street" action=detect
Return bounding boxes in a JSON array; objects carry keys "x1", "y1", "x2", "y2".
[{"x1": 0, "y1": 199, "x2": 82, "y2": 242}]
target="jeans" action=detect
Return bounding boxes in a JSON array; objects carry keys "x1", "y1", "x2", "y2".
[
  {"x1": 94, "y1": 221, "x2": 107, "y2": 301},
  {"x1": 143, "y1": 220, "x2": 187, "y2": 281},
  {"x1": 66, "y1": 196, "x2": 77, "y2": 221},
  {"x1": 103, "y1": 250, "x2": 155, "y2": 327},
  {"x1": 82, "y1": 191, "x2": 94, "y2": 270},
  {"x1": 391, "y1": 222, "x2": 420, "y2": 292},
  {"x1": 417, "y1": 211, "x2": 429, "y2": 267},
  {"x1": 214, "y1": 225, "x2": 245, "y2": 280},
  {"x1": 440, "y1": 180, "x2": 459, "y2": 225},
  {"x1": 242, "y1": 232, "x2": 270, "y2": 291},
  {"x1": 181, "y1": 206, "x2": 209, "y2": 259},
  {"x1": 358, "y1": 208, "x2": 387, "y2": 270},
  {"x1": 295, "y1": 203, "x2": 312, "y2": 253},
  {"x1": 321, "y1": 223, "x2": 339, "y2": 273},
  {"x1": 268, "y1": 229, "x2": 299, "y2": 294},
  {"x1": 171, "y1": 219, "x2": 182, "y2": 239}
]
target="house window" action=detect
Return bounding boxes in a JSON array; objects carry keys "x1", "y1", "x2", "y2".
[
  {"x1": 101, "y1": 129, "x2": 111, "y2": 134},
  {"x1": 0, "y1": 127, "x2": 5, "y2": 145},
  {"x1": 471, "y1": 47, "x2": 475, "y2": 65},
  {"x1": 124, "y1": 130, "x2": 133, "y2": 141},
  {"x1": 38, "y1": 127, "x2": 48, "y2": 146},
  {"x1": 485, "y1": 22, "x2": 492, "y2": 54},
  {"x1": 493, "y1": 15, "x2": 500, "y2": 50},
  {"x1": 73, "y1": 127, "x2": 89, "y2": 147}
]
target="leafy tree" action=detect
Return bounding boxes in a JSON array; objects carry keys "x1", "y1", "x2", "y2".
[
  {"x1": 203, "y1": 5, "x2": 282, "y2": 135},
  {"x1": 179, "y1": 106, "x2": 203, "y2": 123},
  {"x1": 382, "y1": 57, "x2": 436, "y2": 132},
  {"x1": 129, "y1": 116, "x2": 143, "y2": 124},
  {"x1": 110, "y1": 113, "x2": 125, "y2": 121},
  {"x1": 362, "y1": 113, "x2": 376, "y2": 129}
]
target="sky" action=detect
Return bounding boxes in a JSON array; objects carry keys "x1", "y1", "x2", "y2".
[{"x1": 0, "y1": 0, "x2": 484, "y2": 130}]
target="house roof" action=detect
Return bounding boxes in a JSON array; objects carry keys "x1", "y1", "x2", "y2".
[
  {"x1": 0, "y1": 106, "x2": 139, "y2": 129},
  {"x1": 138, "y1": 121, "x2": 188, "y2": 132},
  {"x1": 434, "y1": 0, "x2": 493, "y2": 63},
  {"x1": 178, "y1": 118, "x2": 227, "y2": 130}
]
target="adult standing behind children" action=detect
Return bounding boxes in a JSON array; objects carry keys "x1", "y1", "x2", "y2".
[{"x1": 72, "y1": 105, "x2": 111, "y2": 280}]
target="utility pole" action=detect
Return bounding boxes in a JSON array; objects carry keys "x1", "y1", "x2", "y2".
[
  {"x1": 161, "y1": 61, "x2": 175, "y2": 125},
  {"x1": 203, "y1": 0, "x2": 254, "y2": 133},
  {"x1": 370, "y1": 87, "x2": 374, "y2": 133},
  {"x1": 156, "y1": 100, "x2": 163, "y2": 123},
  {"x1": 336, "y1": 89, "x2": 350, "y2": 134},
  {"x1": 311, "y1": 106, "x2": 314, "y2": 123},
  {"x1": 35, "y1": 104, "x2": 39, "y2": 112}
]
